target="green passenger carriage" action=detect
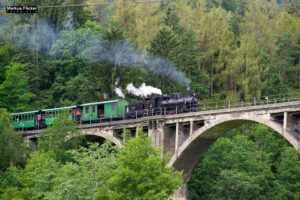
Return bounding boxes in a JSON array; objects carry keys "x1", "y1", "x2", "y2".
[
  {"x1": 10, "y1": 99, "x2": 129, "y2": 129},
  {"x1": 43, "y1": 106, "x2": 76, "y2": 126},
  {"x1": 11, "y1": 111, "x2": 39, "y2": 129},
  {"x1": 80, "y1": 99, "x2": 129, "y2": 121}
]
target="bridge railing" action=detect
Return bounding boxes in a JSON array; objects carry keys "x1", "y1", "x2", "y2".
[
  {"x1": 198, "y1": 92, "x2": 300, "y2": 111},
  {"x1": 122, "y1": 92, "x2": 300, "y2": 120}
]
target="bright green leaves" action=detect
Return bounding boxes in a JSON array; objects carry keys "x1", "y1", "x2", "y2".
[
  {"x1": 0, "y1": 123, "x2": 182, "y2": 200},
  {"x1": 0, "y1": 63, "x2": 35, "y2": 112},
  {"x1": 44, "y1": 142, "x2": 119, "y2": 200},
  {"x1": 94, "y1": 128, "x2": 183, "y2": 200},
  {"x1": 38, "y1": 111, "x2": 83, "y2": 163},
  {"x1": 0, "y1": 109, "x2": 26, "y2": 171},
  {"x1": 20, "y1": 151, "x2": 59, "y2": 200}
]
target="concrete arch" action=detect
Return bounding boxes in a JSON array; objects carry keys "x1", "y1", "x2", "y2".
[
  {"x1": 81, "y1": 128, "x2": 122, "y2": 147},
  {"x1": 168, "y1": 115, "x2": 299, "y2": 182},
  {"x1": 81, "y1": 132, "x2": 122, "y2": 147}
]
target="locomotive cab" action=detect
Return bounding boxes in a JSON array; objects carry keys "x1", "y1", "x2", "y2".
[{"x1": 171, "y1": 93, "x2": 183, "y2": 100}]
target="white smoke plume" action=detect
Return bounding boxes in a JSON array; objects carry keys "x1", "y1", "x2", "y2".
[
  {"x1": 114, "y1": 87, "x2": 125, "y2": 98},
  {"x1": 126, "y1": 83, "x2": 162, "y2": 97},
  {"x1": 114, "y1": 78, "x2": 125, "y2": 98}
]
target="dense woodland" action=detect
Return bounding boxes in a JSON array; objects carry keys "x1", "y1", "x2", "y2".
[{"x1": 0, "y1": 0, "x2": 300, "y2": 199}]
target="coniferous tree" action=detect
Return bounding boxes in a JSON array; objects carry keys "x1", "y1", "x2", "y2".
[{"x1": 271, "y1": 33, "x2": 300, "y2": 89}]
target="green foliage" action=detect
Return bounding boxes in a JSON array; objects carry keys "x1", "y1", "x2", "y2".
[
  {"x1": 0, "y1": 109, "x2": 26, "y2": 171},
  {"x1": 38, "y1": 111, "x2": 83, "y2": 163},
  {"x1": 264, "y1": 73, "x2": 288, "y2": 96},
  {"x1": 277, "y1": 147, "x2": 300, "y2": 199},
  {"x1": 94, "y1": 127, "x2": 183, "y2": 200},
  {"x1": 188, "y1": 123, "x2": 299, "y2": 200},
  {"x1": 19, "y1": 0, "x2": 91, "y2": 30},
  {"x1": 0, "y1": 43, "x2": 16, "y2": 84},
  {"x1": 210, "y1": 169, "x2": 260, "y2": 200},
  {"x1": 44, "y1": 142, "x2": 119, "y2": 200},
  {"x1": 0, "y1": 63, "x2": 35, "y2": 112},
  {"x1": 0, "y1": 125, "x2": 182, "y2": 199},
  {"x1": 271, "y1": 33, "x2": 300, "y2": 90},
  {"x1": 20, "y1": 151, "x2": 60, "y2": 200}
]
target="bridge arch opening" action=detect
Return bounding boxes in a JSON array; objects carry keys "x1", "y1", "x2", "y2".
[
  {"x1": 69, "y1": 134, "x2": 122, "y2": 148},
  {"x1": 169, "y1": 117, "x2": 299, "y2": 183},
  {"x1": 77, "y1": 135, "x2": 106, "y2": 148},
  {"x1": 185, "y1": 121, "x2": 300, "y2": 200}
]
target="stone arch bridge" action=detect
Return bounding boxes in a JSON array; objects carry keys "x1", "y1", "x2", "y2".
[{"x1": 22, "y1": 101, "x2": 300, "y2": 200}]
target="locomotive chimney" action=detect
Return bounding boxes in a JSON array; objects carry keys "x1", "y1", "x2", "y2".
[{"x1": 188, "y1": 87, "x2": 191, "y2": 97}]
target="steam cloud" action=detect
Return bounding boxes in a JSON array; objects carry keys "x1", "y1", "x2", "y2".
[
  {"x1": 126, "y1": 83, "x2": 162, "y2": 97},
  {"x1": 114, "y1": 78, "x2": 125, "y2": 98},
  {"x1": 0, "y1": 14, "x2": 191, "y2": 87},
  {"x1": 114, "y1": 87, "x2": 125, "y2": 98}
]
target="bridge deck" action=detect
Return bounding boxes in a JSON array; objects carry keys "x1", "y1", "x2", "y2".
[{"x1": 21, "y1": 100, "x2": 300, "y2": 136}]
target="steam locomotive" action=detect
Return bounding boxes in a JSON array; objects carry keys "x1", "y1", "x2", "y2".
[{"x1": 124, "y1": 92, "x2": 198, "y2": 119}]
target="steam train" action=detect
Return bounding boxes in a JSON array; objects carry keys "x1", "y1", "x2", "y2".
[
  {"x1": 125, "y1": 92, "x2": 198, "y2": 118},
  {"x1": 11, "y1": 92, "x2": 198, "y2": 130}
]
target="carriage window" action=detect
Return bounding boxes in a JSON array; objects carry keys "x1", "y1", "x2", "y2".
[
  {"x1": 46, "y1": 113, "x2": 48, "y2": 118},
  {"x1": 92, "y1": 106, "x2": 95, "y2": 113},
  {"x1": 85, "y1": 107, "x2": 89, "y2": 113},
  {"x1": 112, "y1": 103, "x2": 115, "y2": 111},
  {"x1": 53, "y1": 112, "x2": 55, "y2": 117}
]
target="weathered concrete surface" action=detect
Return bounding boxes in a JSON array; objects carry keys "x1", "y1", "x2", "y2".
[
  {"x1": 170, "y1": 185, "x2": 188, "y2": 200},
  {"x1": 21, "y1": 101, "x2": 300, "y2": 200}
]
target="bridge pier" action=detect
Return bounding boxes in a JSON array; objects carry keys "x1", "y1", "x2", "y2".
[{"x1": 170, "y1": 185, "x2": 188, "y2": 200}]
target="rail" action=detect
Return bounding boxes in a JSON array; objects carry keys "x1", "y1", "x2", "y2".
[{"x1": 197, "y1": 92, "x2": 300, "y2": 111}]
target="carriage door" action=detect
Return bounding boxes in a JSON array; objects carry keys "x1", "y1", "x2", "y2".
[{"x1": 98, "y1": 104, "x2": 104, "y2": 118}]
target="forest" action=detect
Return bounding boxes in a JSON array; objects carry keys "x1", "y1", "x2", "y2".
[{"x1": 0, "y1": 0, "x2": 300, "y2": 199}]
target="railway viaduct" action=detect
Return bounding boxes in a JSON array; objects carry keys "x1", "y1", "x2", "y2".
[{"x1": 22, "y1": 100, "x2": 300, "y2": 200}]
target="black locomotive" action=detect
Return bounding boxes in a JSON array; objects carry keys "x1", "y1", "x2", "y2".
[{"x1": 124, "y1": 91, "x2": 198, "y2": 119}]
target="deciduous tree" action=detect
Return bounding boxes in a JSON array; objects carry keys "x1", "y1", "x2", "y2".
[{"x1": 94, "y1": 127, "x2": 183, "y2": 200}]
